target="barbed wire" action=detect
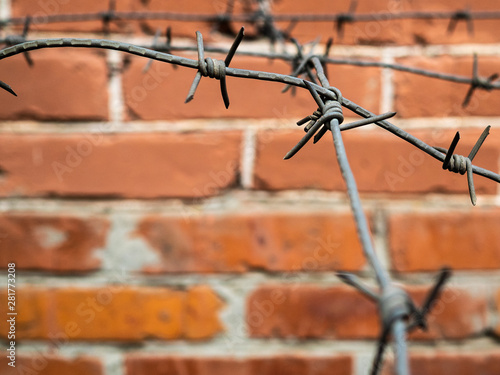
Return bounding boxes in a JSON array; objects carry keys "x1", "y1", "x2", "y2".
[
  {"x1": 0, "y1": 27, "x2": 498, "y2": 374},
  {"x1": 3, "y1": 7, "x2": 500, "y2": 108}
]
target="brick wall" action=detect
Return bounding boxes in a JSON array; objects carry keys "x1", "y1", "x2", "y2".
[{"x1": 1, "y1": 1, "x2": 500, "y2": 374}]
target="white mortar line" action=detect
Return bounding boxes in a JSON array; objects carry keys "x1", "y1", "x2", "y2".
[
  {"x1": 107, "y1": 50, "x2": 125, "y2": 124},
  {"x1": 380, "y1": 49, "x2": 395, "y2": 114},
  {"x1": 373, "y1": 205, "x2": 392, "y2": 276},
  {"x1": 0, "y1": 0, "x2": 10, "y2": 21},
  {"x1": 9, "y1": 337, "x2": 500, "y2": 358},
  {"x1": 240, "y1": 127, "x2": 257, "y2": 189}
]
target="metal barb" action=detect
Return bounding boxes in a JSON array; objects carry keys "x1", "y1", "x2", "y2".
[
  {"x1": 469, "y1": 125, "x2": 490, "y2": 160},
  {"x1": 408, "y1": 267, "x2": 452, "y2": 331},
  {"x1": 282, "y1": 39, "x2": 318, "y2": 94},
  {"x1": 101, "y1": 0, "x2": 116, "y2": 35},
  {"x1": 3, "y1": 15, "x2": 34, "y2": 66},
  {"x1": 0, "y1": 80, "x2": 16, "y2": 96},
  {"x1": 438, "y1": 129, "x2": 490, "y2": 205},
  {"x1": 462, "y1": 54, "x2": 499, "y2": 107},
  {"x1": 337, "y1": 273, "x2": 379, "y2": 301},
  {"x1": 442, "y1": 131, "x2": 460, "y2": 170},
  {"x1": 447, "y1": 8, "x2": 474, "y2": 36},
  {"x1": 336, "y1": 0, "x2": 357, "y2": 38}
]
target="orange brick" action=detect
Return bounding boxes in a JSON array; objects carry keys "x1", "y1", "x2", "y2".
[
  {"x1": 122, "y1": 55, "x2": 380, "y2": 120},
  {"x1": 271, "y1": 0, "x2": 405, "y2": 45},
  {"x1": 125, "y1": 0, "x2": 257, "y2": 40},
  {"x1": 0, "y1": 49, "x2": 108, "y2": 121},
  {"x1": 408, "y1": 286, "x2": 488, "y2": 340},
  {"x1": 0, "y1": 355, "x2": 103, "y2": 375},
  {"x1": 0, "y1": 214, "x2": 109, "y2": 273},
  {"x1": 11, "y1": 0, "x2": 137, "y2": 33},
  {"x1": 271, "y1": 0, "x2": 500, "y2": 45},
  {"x1": 382, "y1": 351, "x2": 500, "y2": 375},
  {"x1": 389, "y1": 210, "x2": 500, "y2": 271},
  {"x1": 125, "y1": 355, "x2": 353, "y2": 375},
  {"x1": 135, "y1": 212, "x2": 366, "y2": 273},
  {"x1": 247, "y1": 284, "x2": 378, "y2": 339},
  {"x1": 0, "y1": 286, "x2": 223, "y2": 341},
  {"x1": 254, "y1": 128, "x2": 499, "y2": 195},
  {"x1": 394, "y1": 55, "x2": 500, "y2": 118},
  {"x1": 0, "y1": 131, "x2": 241, "y2": 198},
  {"x1": 247, "y1": 284, "x2": 486, "y2": 340}
]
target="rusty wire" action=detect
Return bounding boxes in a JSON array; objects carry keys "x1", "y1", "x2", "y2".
[
  {"x1": 0, "y1": 23, "x2": 499, "y2": 375},
  {"x1": 3, "y1": 31, "x2": 500, "y2": 108}
]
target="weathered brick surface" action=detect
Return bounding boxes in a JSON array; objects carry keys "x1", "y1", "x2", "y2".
[
  {"x1": 125, "y1": 0, "x2": 258, "y2": 40},
  {"x1": 0, "y1": 214, "x2": 109, "y2": 272},
  {"x1": 254, "y1": 128, "x2": 499, "y2": 195},
  {"x1": 272, "y1": 0, "x2": 500, "y2": 45},
  {"x1": 0, "y1": 49, "x2": 108, "y2": 121},
  {"x1": 395, "y1": 55, "x2": 500, "y2": 117},
  {"x1": 0, "y1": 286, "x2": 223, "y2": 341},
  {"x1": 125, "y1": 355, "x2": 353, "y2": 375},
  {"x1": 0, "y1": 356, "x2": 103, "y2": 375},
  {"x1": 122, "y1": 55, "x2": 380, "y2": 120},
  {"x1": 0, "y1": 352, "x2": 104, "y2": 375},
  {"x1": 389, "y1": 210, "x2": 500, "y2": 271},
  {"x1": 247, "y1": 285, "x2": 486, "y2": 340},
  {"x1": 382, "y1": 351, "x2": 500, "y2": 375},
  {"x1": 11, "y1": 0, "x2": 137, "y2": 33},
  {"x1": 135, "y1": 212, "x2": 366, "y2": 273},
  {"x1": 0, "y1": 132, "x2": 241, "y2": 198}
]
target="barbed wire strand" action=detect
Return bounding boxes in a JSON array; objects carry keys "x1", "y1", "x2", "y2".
[{"x1": 3, "y1": 35, "x2": 499, "y2": 108}]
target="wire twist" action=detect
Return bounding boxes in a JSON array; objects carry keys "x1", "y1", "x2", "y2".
[
  {"x1": 199, "y1": 57, "x2": 226, "y2": 80},
  {"x1": 436, "y1": 126, "x2": 491, "y2": 206},
  {"x1": 185, "y1": 27, "x2": 244, "y2": 109},
  {"x1": 445, "y1": 154, "x2": 468, "y2": 175},
  {"x1": 285, "y1": 82, "x2": 395, "y2": 159}
]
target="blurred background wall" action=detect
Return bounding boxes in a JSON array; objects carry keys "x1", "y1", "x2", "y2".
[{"x1": 0, "y1": 0, "x2": 500, "y2": 374}]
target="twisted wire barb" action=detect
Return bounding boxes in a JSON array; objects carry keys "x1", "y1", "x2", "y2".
[{"x1": 0, "y1": 33, "x2": 499, "y2": 374}]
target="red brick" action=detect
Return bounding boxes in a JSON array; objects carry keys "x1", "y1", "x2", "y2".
[
  {"x1": 271, "y1": 0, "x2": 405, "y2": 45},
  {"x1": 254, "y1": 128, "x2": 499, "y2": 195},
  {"x1": 382, "y1": 351, "x2": 500, "y2": 375},
  {"x1": 271, "y1": 0, "x2": 500, "y2": 45},
  {"x1": 247, "y1": 284, "x2": 486, "y2": 340},
  {"x1": 395, "y1": 55, "x2": 500, "y2": 118},
  {"x1": 11, "y1": 0, "x2": 137, "y2": 33},
  {"x1": 12, "y1": 0, "x2": 257, "y2": 39},
  {"x1": 389, "y1": 210, "x2": 500, "y2": 271},
  {"x1": 0, "y1": 286, "x2": 223, "y2": 341},
  {"x1": 0, "y1": 214, "x2": 109, "y2": 273},
  {"x1": 125, "y1": 0, "x2": 258, "y2": 40},
  {"x1": 135, "y1": 212, "x2": 366, "y2": 273},
  {"x1": 122, "y1": 55, "x2": 380, "y2": 120},
  {"x1": 0, "y1": 131, "x2": 241, "y2": 198},
  {"x1": 0, "y1": 49, "x2": 108, "y2": 121},
  {"x1": 125, "y1": 355, "x2": 352, "y2": 375},
  {"x1": 408, "y1": 286, "x2": 488, "y2": 340},
  {"x1": 0, "y1": 355, "x2": 103, "y2": 375}
]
